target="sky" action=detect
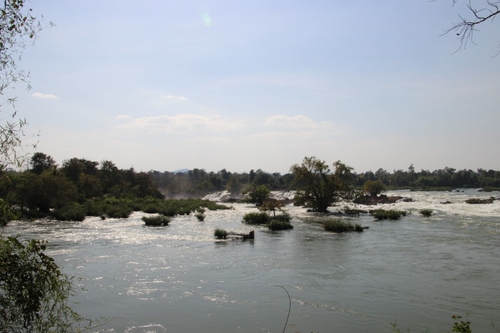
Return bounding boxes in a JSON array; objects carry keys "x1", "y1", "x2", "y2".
[{"x1": 11, "y1": 0, "x2": 500, "y2": 174}]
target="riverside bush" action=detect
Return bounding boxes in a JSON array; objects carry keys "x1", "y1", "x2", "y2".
[
  {"x1": 268, "y1": 219, "x2": 294, "y2": 230},
  {"x1": 242, "y1": 212, "x2": 270, "y2": 225},
  {"x1": 104, "y1": 203, "x2": 133, "y2": 219},
  {"x1": 270, "y1": 212, "x2": 292, "y2": 222},
  {"x1": 323, "y1": 218, "x2": 363, "y2": 233},
  {"x1": 214, "y1": 228, "x2": 228, "y2": 239},
  {"x1": 142, "y1": 215, "x2": 171, "y2": 226},
  {"x1": 419, "y1": 209, "x2": 433, "y2": 217},
  {"x1": 0, "y1": 237, "x2": 90, "y2": 332},
  {"x1": 371, "y1": 209, "x2": 406, "y2": 220},
  {"x1": 195, "y1": 213, "x2": 205, "y2": 221},
  {"x1": 52, "y1": 202, "x2": 87, "y2": 221}
]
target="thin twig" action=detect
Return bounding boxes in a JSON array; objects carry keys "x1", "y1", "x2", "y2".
[{"x1": 274, "y1": 285, "x2": 291, "y2": 333}]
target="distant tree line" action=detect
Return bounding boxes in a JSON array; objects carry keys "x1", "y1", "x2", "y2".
[
  {"x1": 2, "y1": 153, "x2": 500, "y2": 224},
  {"x1": 352, "y1": 165, "x2": 500, "y2": 191},
  {"x1": 151, "y1": 163, "x2": 500, "y2": 197},
  {"x1": 150, "y1": 168, "x2": 294, "y2": 198}
]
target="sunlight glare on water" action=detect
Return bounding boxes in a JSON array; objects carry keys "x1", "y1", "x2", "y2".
[{"x1": 2, "y1": 190, "x2": 499, "y2": 333}]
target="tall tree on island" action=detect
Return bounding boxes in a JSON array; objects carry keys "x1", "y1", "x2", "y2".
[{"x1": 290, "y1": 156, "x2": 353, "y2": 212}]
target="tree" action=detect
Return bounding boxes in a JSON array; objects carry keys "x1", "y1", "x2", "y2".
[
  {"x1": 0, "y1": 237, "x2": 89, "y2": 332},
  {"x1": 243, "y1": 184, "x2": 270, "y2": 207},
  {"x1": 30, "y1": 152, "x2": 57, "y2": 175},
  {"x1": 363, "y1": 180, "x2": 387, "y2": 197},
  {"x1": 226, "y1": 174, "x2": 242, "y2": 196},
  {"x1": 0, "y1": 0, "x2": 48, "y2": 170},
  {"x1": 441, "y1": 0, "x2": 500, "y2": 51},
  {"x1": 290, "y1": 157, "x2": 353, "y2": 212}
]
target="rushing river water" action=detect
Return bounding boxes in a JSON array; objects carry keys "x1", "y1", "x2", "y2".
[{"x1": 2, "y1": 189, "x2": 500, "y2": 333}]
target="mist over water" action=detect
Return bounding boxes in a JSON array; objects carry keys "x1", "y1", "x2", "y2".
[{"x1": 3, "y1": 190, "x2": 500, "y2": 333}]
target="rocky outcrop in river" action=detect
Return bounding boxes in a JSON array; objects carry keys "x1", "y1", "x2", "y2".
[
  {"x1": 465, "y1": 197, "x2": 496, "y2": 204},
  {"x1": 203, "y1": 191, "x2": 295, "y2": 203},
  {"x1": 353, "y1": 194, "x2": 412, "y2": 205}
]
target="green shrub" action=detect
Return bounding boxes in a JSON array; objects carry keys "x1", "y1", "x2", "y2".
[
  {"x1": 242, "y1": 212, "x2": 270, "y2": 225},
  {"x1": 419, "y1": 209, "x2": 433, "y2": 217},
  {"x1": 214, "y1": 228, "x2": 228, "y2": 239},
  {"x1": 371, "y1": 209, "x2": 406, "y2": 220},
  {"x1": 104, "y1": 204, "x2": 132, "y2": 219},
  {"x1": 195, "y1": 213, "x2": 205, "y2": 221},
  {"x1": 268, "y1": 220, "x2": 294, "y2": 231},
  {"x1": 271, "y1": 212, "x2": 292, "y2": 222},
  {"x1": 52, "y1": 203, "x2": 86, "y2": 221},
  {"x1": 0, "y1": 237, "x2": 89, "y2": 331},
  {"x1": 85, "y1": 198, "x2": 104, "y2": 217},
  {"x1": 142, "y1": 215, "x2": 171, "y2": 226},
  {"x1": 323, "y1": 218, "x2": 362, "y2": 233}
]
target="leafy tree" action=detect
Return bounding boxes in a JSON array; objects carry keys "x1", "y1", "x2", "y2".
[
  {"x1": 243, "y1": 184, "x2": 270, "y2": 206},
  {"x1": 99, "y1": 160, "x2": 119, "y2": 193},
  {"x1": 60, "y1": 158, "x2": 98, "y2": 183},
  {"x1": 226, "y1": 174, "x2": 242, "y2": 196},
  {"x1": 20, "y1": 170, "x2": 78, "y2": 214},
  {"x1": 0, "y1": 0, "x2": 49, "y2": 170},
  {"x1": 363, "y1": 180, "x2": 387, "y2": 197},
  {"x1": 0, "y1": 236, "x2": 89, "y2": 332},
  {"x1": 30, "y1": 152, "x2": 57, "y2": 175},
  {"x1": 290, "y1": 157, "x2": 353, "y2": 212},
  {"x1": 259, "y1": 198, "x2": 284, "y2": 217}
]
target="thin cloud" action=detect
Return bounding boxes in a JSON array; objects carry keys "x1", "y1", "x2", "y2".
[
  {"x1": 32, "y1": 92, "x2": 59, "y2": 100},
  {"x1": 115, "y1": 114, "x2": 132, "y2": 120},
  {"x1": 152, "y1": 94, "x2": 189, "y2": 105},
  {"x1": 264, "y1": 115, "x2": 331, "y2": 129},
  {"x1": 116, "y1": 113, "x2": 244, "y2": 133},
  {"x1": 161, "y1": 94, "x2": 188, "y2": 101}
]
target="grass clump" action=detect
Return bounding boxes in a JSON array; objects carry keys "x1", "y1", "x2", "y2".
[
  {"x1": 419, "y1": 209, "x2": 433, "y2": 217},
  {"x1": 371, "y1": 209, "x2": 406, "y2": 220},
  {"x1": 270, "y1": 212, "x2": 291, "y2": 222},
  {"x1": 195, "y1": 213, "x2": 205, "y2": 221},
  {"x1": 323, "y1": 218, "x2": 363, "y2": 233},
  {"x1": 268, "y1": 219, "x2": 294, "y2": 231},
  {"x1": 142, "y1": 215, "x2": 171, "y2": 226},
  {"x1": 214, "y1": 228, "x2": 228, "y2": 239},
  {"x1": 242, "y1": 212, "x2": 270, "y2": 225}
]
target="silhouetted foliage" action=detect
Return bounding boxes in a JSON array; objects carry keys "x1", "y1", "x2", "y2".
[
  {"x1": 0, "y1": 236, "x2": 89, "y2": 332},
  {"x1": 290, "y1": 157, "x2": 353, "y2": 212}
]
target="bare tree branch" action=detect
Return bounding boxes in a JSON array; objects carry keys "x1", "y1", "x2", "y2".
[{"x1": 442, "y1": 0, "x2": 500, "y2": 52}]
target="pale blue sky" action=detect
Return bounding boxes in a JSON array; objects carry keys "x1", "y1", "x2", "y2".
[{"x1": 15, "y1": 0, "x2": 500, "y2": 173}]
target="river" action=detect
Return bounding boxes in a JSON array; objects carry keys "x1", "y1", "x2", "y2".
[{"x1": 2, "y1": 189, "x2": 499, "y2": 333}]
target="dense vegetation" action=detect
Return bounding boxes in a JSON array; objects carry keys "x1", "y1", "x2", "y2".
[
  {"x1": 151, "y1": 163, "x2": 500, "y2": 197},
  {"x1": 0, "y1": 153, "x2": 232, "y2": 224},
  {"x1": 3, "y1": 153, "x2": 500, "y2": 225},
  {"x1": 0, "y1": 237, "x2": 91, "y2": 332}
]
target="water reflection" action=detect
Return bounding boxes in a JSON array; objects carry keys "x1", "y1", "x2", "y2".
[{"x1": 1, "y1": 191, "x2": 499, "y2": 332}]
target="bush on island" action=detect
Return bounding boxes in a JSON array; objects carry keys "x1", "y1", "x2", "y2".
[
  {"x1": 419, "y1": 209, "x2": 433, "y2": 217},
  {"x1": 268, "y1": 220, "x2": 294, "y2": 231},
  {"x1": 370, "y1": 209, "x2": 406, "y2": 220},
  {"x1": 323, "y1": 218, "x2": 363, "y2": 233},
  {"x1": 242, "y1": 212, "x2": 270, "y2": 225},
  {"x1": 270, "y1": 212, "x2": 292, "y2": 222},
  {"x1": 214, "y1": 228, "x2": 228, "y2": 239},
  {"x1": 142, "y1": 215, "x2": 171, "y2": 226}
]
